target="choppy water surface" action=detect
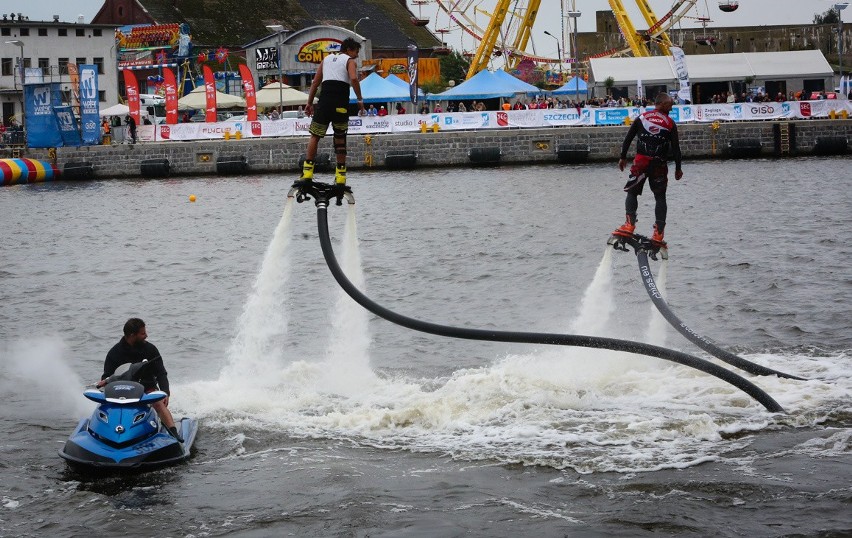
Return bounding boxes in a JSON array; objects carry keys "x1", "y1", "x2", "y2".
[{"x1": 1, "y1": 157, "x2": 850, "y2": 536}]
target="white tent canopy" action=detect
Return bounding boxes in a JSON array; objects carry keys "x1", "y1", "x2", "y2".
[
  {"x1": 590, "y1": 50, "x2": 833, "y2": 88},
  {"x1": 99, "y1": 103, "x2": 130, "y2": 117},
  {"x1": 254, "y1": 82, "x2": 315, "y2": 108},
  {"x1": 178, "y1": 86, "x2": 245, "y2": 111}
]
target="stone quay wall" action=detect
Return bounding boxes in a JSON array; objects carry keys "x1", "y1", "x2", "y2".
[{"x1": 7, "y1": 119, "x2": 851, "y2": 179}]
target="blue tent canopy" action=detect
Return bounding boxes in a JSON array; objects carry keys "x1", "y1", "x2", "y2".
[
  {"x1": 349, "y1": 72, "x2": 411, "y2": 103},
  {"x1": 550, "y1": 76, "x2": 588, "y2": 96},
  {"x1": 427, "y1": 69, "x2": 535, "y2": 101},
  {"x1": 384, "y1": 73, "x2": 425, "y2": 98}
]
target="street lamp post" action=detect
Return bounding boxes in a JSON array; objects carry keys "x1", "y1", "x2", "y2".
[
  {"x1": 836, "y1": 3, "x2": 848, "y2": 97},
  {"x1": 5, "y1": 39, "x2": 25, "y2": 131},
  {"x1": 567, "y1": 11, "x2": 582, "y2": 99},
  {"x1": 265, "y1": 25, "x2": 284, "y2": 114},
  {"x1": 354, "y1": 17, "x2": 370, "y2": 36},
  {"x1": 543, "y1": 31, "x2": 562, "y2": 83}
]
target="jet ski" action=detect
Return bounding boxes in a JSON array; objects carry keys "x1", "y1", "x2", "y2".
[{"x1": 59, "y1": 360, "x2": 198, "y2": 470}]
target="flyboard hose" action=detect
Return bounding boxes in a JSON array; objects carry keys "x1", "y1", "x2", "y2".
[
  {"x1": 635, "y1": 251, "x2": 804, "y2": 380},
  {"x1": 298, "y1": 183, "x2": 784, "y2": 413}
]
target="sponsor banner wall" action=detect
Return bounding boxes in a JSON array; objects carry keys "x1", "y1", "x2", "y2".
[{"x1": 146, "y1": 101, "x2": 852, "y2": 142}]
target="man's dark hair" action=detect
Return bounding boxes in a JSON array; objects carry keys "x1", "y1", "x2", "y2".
[
  {"x1": 341, "y1": 37, "x2": 361, "y2": 53},
  {"x1": 123, "y1": 318, "x2": 146, "y2": 337}
]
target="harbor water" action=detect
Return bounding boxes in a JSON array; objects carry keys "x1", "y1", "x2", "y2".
[{"x1": 1, "y1": 156, "x2": 850, "y2": 536}]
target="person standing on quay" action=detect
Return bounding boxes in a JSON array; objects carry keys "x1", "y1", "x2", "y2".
[
  {"x1": 298, "y1": 38, "x2": 365, "y2": 186},
  {"x1": 612, "y1": 92, "x2": 683, "y2": 245}
]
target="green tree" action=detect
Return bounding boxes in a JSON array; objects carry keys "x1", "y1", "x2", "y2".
[
  {"x1": 814, "y1": 8, "x2": 840, "y2": 25},
  {"x1": 439, "y1": 51, "x2": 471, "y2": 87}
]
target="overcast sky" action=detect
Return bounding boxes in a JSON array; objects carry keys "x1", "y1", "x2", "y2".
[{"x1": 12, "y1": 0, "x2": 850, "y2": 59}]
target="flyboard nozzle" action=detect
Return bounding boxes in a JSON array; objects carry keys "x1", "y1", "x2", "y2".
[{"x1": 290, "y1": 180, "x2": 355, "y2": 207}]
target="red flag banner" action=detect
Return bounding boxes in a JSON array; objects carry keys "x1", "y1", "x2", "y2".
[
  {"x1": 123, "y1": 69, "x2": 141, "y2": 125},
  {"x1": 203, "y1": 65, "x2": 217, "y2": 122},
  {"x1": 163, "y1": 68, "x2": 179, "y2": 124},
  {"x1": 238, "y1": 64, "x2": 257, "y2": 121}
]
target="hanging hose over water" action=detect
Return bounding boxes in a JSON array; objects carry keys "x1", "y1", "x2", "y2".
[
  {"x1": 299, "y1": 184, "x2": 784, "y2": 413},
  {"x1": 635, "y1": 251, "x2": 803, "y2": 380}
]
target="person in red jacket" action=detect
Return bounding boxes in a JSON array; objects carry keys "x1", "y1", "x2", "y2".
[{"x1": 612, "y1": 93, "x2": 683, "y2": 245}]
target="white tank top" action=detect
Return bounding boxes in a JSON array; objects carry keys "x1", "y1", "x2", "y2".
[{"x1": 322, "y1": 53, "x2": 352, "y2": 83}]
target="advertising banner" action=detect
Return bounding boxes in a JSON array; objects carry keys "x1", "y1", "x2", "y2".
[
  {"x1": 67, "y1": 63, "x2": 80, "y2": 112},
  {"x1": 671, "y1": 46, "x2": 692, "y2": 103},
  {"x1": 203, "y1": 65, "x2": 217, "y2": 122},
  {"x1": 53, "y1": 105, "x2": 83, "y2": 147},
  {"x1": 163, "y1": 68, "x2": 179, "y2": 124},
  {"x1": 407, "y1": 44, "x2": 419, "y2": 105},
  {"x1": 78, "y1": 64, "x2": 101, "y2": 145},
  {"x1": 123, "y1": 70, "x2": 141, "y2": 125},
  {"x1": 24, "y1": 83, "x2": 63, "y2": 148},
  {"x1": 238, "y1": 64, "x2": 258, "y2": 121}
]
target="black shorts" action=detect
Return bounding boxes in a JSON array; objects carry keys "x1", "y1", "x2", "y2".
[{"x1": 309, "y1": 100, "x2": 349, "y2": 138}]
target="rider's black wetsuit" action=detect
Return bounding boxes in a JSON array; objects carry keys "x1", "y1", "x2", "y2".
[
  {"x1": 620, "y1": 109, "x2": 682, "y2": 230},
  {"x1": 101, "y1": 338, "x2": 170, "y2": 394}
]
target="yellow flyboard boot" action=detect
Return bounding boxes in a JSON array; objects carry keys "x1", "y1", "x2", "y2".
[
  {"x1": 335, "y1": 164, "x2": 347, "y2": 186},
  {"x1": 300, "y1": 160, "x2": 314, "y2": 182}
]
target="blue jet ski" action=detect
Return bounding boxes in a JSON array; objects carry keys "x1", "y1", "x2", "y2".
[{"x1": 59, "y1": 360, "x2": 198, "y2": 470}]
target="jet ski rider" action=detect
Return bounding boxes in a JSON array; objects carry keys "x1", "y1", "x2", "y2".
[{"x1": 97, "y1": 318, "x2": 183, "y2": 442}]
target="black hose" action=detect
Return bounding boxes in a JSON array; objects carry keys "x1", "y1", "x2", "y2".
[
  {"x1": 316, "y1": 204, "x2": 784, "y2": 413},
  {"x1": 635, "y1": 251, "x2": 804, "y2": 380}
]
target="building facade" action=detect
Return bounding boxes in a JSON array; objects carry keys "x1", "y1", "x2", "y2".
[{"x1": 0, "y1": 16, "x2": 118, "y2": 126}]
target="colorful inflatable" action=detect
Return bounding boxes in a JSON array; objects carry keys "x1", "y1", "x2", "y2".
[{"x1": 0, "y1": 158, "x2": 61, "y2": 186}]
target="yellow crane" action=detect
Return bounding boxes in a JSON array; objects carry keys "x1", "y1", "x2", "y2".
[
  {"x1": 608, "y1": 0, "x2": 651, "y2": 57},
  {"x1": 607, "y1": 0, "x2": 698, "y2": 57},
  {"x1": 463, "y1": 0, "x2": 541, "y2": 79}
]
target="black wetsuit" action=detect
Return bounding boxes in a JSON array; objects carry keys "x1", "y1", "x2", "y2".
[
  {"x1": 102, "y1": 338, "x2": 170, "y2": 394},
  {"x1": 620, "y1": 109, "x2": 682, "y2": 229}
]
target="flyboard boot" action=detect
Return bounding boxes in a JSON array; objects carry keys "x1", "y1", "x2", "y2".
[
  {"x1": 293, "y1": 159, "x2": 314, "y2": 188},
  {"x1": 334, "y1": 164, "x2": 347, "y2": 186},
  {"x1": 650, "y1": 222, "x2": 667, "y2": 248},
  {"x1": 612, "y1": 213, "x2": 636, "y2": 238}
]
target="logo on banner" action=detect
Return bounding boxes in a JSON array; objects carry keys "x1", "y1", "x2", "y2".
[
  {"x1": 497, "y1": 112, "x2": 509, "y2": 126},
  {"x1": 33, "y1": 87, "x2": 52, "y2": 114},
  {"x1": 781, "y1": 102, "x2": 791, "y2": 115},
  {"x1": 480, "y1": 112, "x2": 489, "y2": 126},
  {"x1": 251, "y1": 122, "x2": 262, "y2": 135},
  {"x1": 389, "y1": 64, "x2": 406, "y2": 74},
  {"x1": 732, "y1": 104, "x2": 743, "y2": 119},
  {"x1": 80, "y1": 70, "x2": 96, "y2": 100},
  {"x1": 799, "y1": 102, "x2": 811, "y2": 117},
  {"x1": 297, "y1": 39, "x2": 342, "y2": 63},
  {"x1": 749, "y1": 104, "x2": 777, "y2": 116},
  {"x1": 160, "y1": 125, "x2": 171, "y2": 139}
]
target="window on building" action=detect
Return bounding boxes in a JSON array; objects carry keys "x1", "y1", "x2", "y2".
[
  {"x1": 20, "y1": 28, "x2": 29, "y2": 36},
  {"x1": 93, "y1": 29, "x2": 102, "y2": 37},
  {"x1": 58, "y1": 57, "x2": 69, "y2": 74},
  {"x1": 38, "y1": 58, "x2": 49, "y2": 74},
  {"x1": 0, "y1": 28, "x2": 10, "y2": 37},
  {"x1": 58, "y1": 28, "x2": 67, "y2": 36},
  {"x1": 93, "y1": 57, "x2": 104, "y2": 74},
  {"x1": 1, "y1": 58, "x2": 12, "y2": 76},
  {"x1": 76, "y1": 57, "x2": 86, "y2": 66},
  {"x1": 99, "y1": 90, "x2": 106, "y2": 102},
  {"x1": 76, "y1": 29, "x2": 85, "y2": 37},
  {"x1": 38, "y1": 28, "x2": 47, "y2": 36}
]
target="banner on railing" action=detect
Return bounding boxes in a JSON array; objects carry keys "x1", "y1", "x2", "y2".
[
  {"x1": 24, "y1": 83, "x2": 63, "y2": 148},
  {"x1": 143, "y1": 100, "x2": 852, "y2": 141}
]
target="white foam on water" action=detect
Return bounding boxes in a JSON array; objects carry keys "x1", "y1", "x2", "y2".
[
  {"x1": 645, "y1": 259, "x2": 668, "y2": 346},
  {"x1": 220, "y1": 198, "x2": 295, "y2": 385},
  {"x1": 178, "y1": 215, "x2": 850, "y2": 474},
  {"x1": 0, "y1": 336, "x2": 94, "y2": 418}
]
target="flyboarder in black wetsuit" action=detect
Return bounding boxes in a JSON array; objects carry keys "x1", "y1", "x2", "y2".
[{"x1": 613, "y1": 92, "x2": 684, "y2": 245}]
